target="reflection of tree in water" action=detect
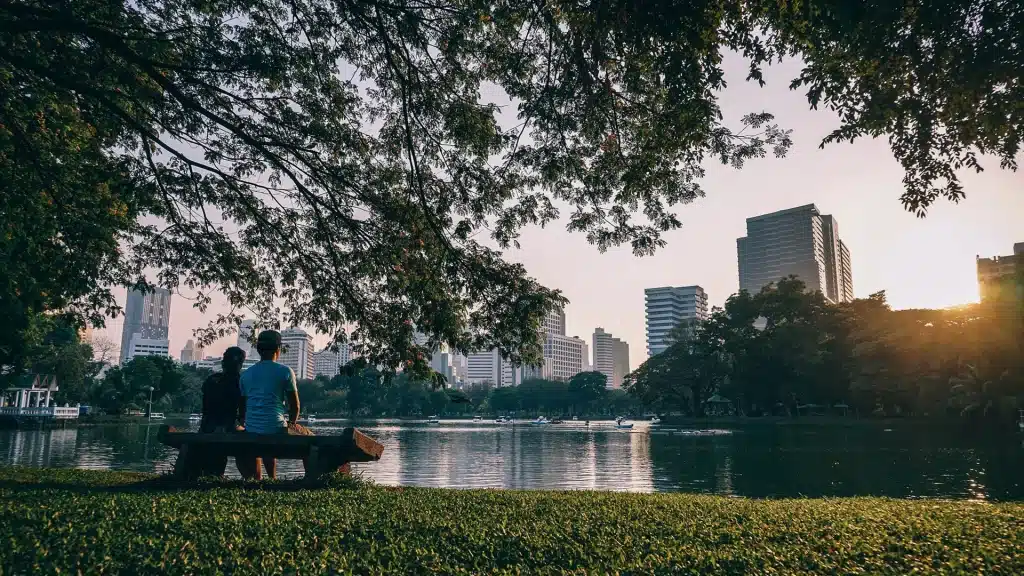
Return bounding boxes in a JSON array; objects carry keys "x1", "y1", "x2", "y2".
[{"x1": 648, "y1": 424, "x2": 1024, "y2": 499}]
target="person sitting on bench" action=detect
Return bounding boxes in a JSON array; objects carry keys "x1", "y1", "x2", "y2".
[
  {"x1": 197, "y1": 346, "x2": 246, "y2": 476},
  {"x1": 238, "y1": 329, "x2": 313, "y2": 480}
]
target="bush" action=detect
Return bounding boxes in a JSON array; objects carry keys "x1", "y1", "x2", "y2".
[{"x1": 0, "y1": 467, "x2": 1021, "y2": 574}]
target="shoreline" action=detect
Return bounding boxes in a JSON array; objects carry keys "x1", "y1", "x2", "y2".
[{"x1": 1, "y1": 467, "x2": 1021, "y2": 574}]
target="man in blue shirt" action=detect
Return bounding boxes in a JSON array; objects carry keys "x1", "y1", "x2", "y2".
[{"x1": 238, "y1": 329, "x2": 312, "y2": 479}]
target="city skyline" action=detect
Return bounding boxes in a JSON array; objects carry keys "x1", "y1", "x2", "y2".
[{"x1": 91, "y1": 57, "x2": 1021, "y2": 372}]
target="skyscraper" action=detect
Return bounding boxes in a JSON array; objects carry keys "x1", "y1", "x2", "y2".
[
  {"x1": 120, "y1": 287, "x2": 172, "y2": 364},
  {"x1": 279, "y1": 328, "x2": 315, "y2": 380},
  {"x1": 592, "y1": 328, "x2": 629, "y2": 389},
  {"x1": 543, "y1": 334, "x2": 587, "y2": 380},
  {"x1": 180, "y1": 339, "x2": 204, "y2": 364},
  {"x1": 644, "y1": 285, "x2": 708, "y2": 357},
  {"x1": 313, "y1": 347, "x2": 340, "y2": 378},
  {"x1": 737, "y1": 204, "x2": 853, "y2": 303},
  {"x1": 236, "y1": 319, "x2": 258, "y2": 359}
]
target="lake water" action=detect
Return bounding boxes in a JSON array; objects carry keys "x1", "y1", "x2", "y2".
[{"x1": 1, "y1": 419, "x2": 1022, "y2": 500}]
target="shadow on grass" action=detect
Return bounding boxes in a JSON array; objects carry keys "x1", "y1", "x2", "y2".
[{"x1": 0, "y1": 468, "x2": 374, "y2": 495}]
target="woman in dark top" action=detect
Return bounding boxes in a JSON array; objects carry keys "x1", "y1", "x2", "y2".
[{"x1": 198, "y1": 346, "x2": 246, "y2": 476}]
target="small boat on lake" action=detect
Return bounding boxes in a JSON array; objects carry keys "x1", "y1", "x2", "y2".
[
  {"x1": 472, "y1": 415, "x2": 482, "y2": 422},
  {"x1": 531, "y1": 416, "x2": 549, "y2": 425},
  {"x1": 572, "y1": 416, "x2": 578, "y2": 421},
  {"x1": 551, "y1": 418, "x2": 564, "y2": 424},
  {"x1": 615, "y1": 416, "x2": 633, "y2": 429},
  {"x1": 149, "y1": 412, "x2": 166, "y2": 420},
  {"x1": 427, "y1": 415, "x2": 440, "y2": 424},
  {"x1": 188, "y1": 413, "x2": 201, "y2": 423},
  {"x1": 495, "y1": 416, "x2": 508, "y2": 424},
  {"x1": 650, "y1": 416, "x2": 661, "y2": 425}
]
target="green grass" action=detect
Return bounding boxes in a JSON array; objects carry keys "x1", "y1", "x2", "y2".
[{"x1": 0, "y1": 467, "x2": 1021, "y2": 575}]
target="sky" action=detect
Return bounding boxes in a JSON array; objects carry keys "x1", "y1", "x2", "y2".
[{"x1": 94, "y1": 54, "x2": 1023, "y2": 371}]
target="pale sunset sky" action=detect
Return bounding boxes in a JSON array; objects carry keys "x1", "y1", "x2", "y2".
[{"x1": 96, "y1": 54, "x2": 1023, "y2": 370}]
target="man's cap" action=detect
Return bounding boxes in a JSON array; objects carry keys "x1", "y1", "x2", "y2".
[{"x1": 256, "y1": 330, "x2": 282, "y2": 351}]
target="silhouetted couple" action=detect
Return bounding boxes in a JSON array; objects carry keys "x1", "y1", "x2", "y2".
[{"x1": 199, "y1": 329, "x2": 312, "y2": 479}]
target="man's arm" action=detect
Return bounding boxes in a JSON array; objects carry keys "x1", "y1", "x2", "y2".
[{"x1": 286, "y1": 389, "x2": 300, "y2": 426}]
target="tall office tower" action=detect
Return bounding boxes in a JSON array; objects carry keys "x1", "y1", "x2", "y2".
[
  {"x1": 279, "y1": 328, "x2": 315, "y2": 380},
  {"x1": 542, "y1": 306, "x2": 566, "y2": 336},
  {"x1": 179, "y1": 339, "x2": 204, "y2": 364},
  {"x1": 737, "y1": 204, "x2": 853, "y2": 303},
  {"x1": 313, "y1": 347, "x2": 341, "y2": 378},
  {"x1": 644, "y1": 285, "x2": 709, "y2": 357},
  {"x1": 592, "y1": 328, "x2": 630, "y2": 389},
  {"x1": 543, "y1": 334, "x2": 587, "y2": 380},
  {"x1": 120, "y1": 287, "x2": 172, "y2": 364},
  {"x1": 466, "y1": 349, "x2": 503, "y2": 385},
  {"x1": 236, "y1": 319, "x2": 258, "y2": 359}
]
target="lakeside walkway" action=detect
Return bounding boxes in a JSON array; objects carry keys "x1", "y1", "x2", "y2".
[{"x1": 0, "y1": 467, "x2": 1021, "y2": 574}]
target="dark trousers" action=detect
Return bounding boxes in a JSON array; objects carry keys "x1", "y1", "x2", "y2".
[{"x1": 236, "y1": 423, "x2": 314, "y2": 479}]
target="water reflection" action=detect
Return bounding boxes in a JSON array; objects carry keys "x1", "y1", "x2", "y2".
[{"x1": 0, "y1": 420, "x2": 1021, "y2": 500}]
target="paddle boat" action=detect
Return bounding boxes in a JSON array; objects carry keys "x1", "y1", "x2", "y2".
[{"x1": 614, "y1": 416, "x2": 633, "y2": 430}]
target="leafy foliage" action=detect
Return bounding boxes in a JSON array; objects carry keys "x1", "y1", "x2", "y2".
[
  {"x1": 1, "y1": 467, "x2": 1022, "y2": 574},
  {"x1": 3, "y1": 0, "x2": 1020, "y2": 376},
  {"x1": 626, "y1": 278, "x2": 1024, "y2": 422}
]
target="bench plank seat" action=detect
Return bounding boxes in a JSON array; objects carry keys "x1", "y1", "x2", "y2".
[{"x1": 157, "y1": 425, "x2": 384, "y2": 481}]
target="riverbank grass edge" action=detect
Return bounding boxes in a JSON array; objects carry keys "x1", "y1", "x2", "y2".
[{"x1": 1, "y1": 467, "x2": 1021, "y2": 574}]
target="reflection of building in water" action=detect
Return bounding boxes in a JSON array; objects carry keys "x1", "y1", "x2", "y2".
[
  {"x1": 715, "y1": 454, "x2": 734, "y2": 495},
  {"x1": 4, "y1": 428, "x2": 80, "y2": 469}
]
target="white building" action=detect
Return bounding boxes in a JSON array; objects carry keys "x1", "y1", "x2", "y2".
[
  {"x1": 280, "y1": 328, "x2": 315, "y2": 380},
  {"x1": 125, "y1": 334, "x2": 170, "y2": 363},
  {"x1": 592, "y1": 328, "x2": 629, "y2": 389},
  {"x1": 645, "y1": 285, "x2": 709, "y2": 357},
  {"x1": 313, "y1": 348, "x2": 340, "y2": 378},
  {"x1": 543, "y1": 333, "x2": 587, "y2": 381},
  {"x1": 194, "y1": 355, "x2": 258, "y2": 372},
  {"x1": 119, "y1": 287, "x2": 172, "y2": 364}
]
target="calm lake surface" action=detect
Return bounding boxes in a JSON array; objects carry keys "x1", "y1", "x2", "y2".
[{"x1": 2, "y1": 419, "x2": 1022, "y2": 500}]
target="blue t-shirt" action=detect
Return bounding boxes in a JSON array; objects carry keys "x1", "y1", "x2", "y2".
[{"x1": 240, "y1": 360, "x2": 296, "y2": 434}]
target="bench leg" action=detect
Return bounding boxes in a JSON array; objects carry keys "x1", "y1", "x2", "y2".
[{"x1": 173, "y1": 444, "x2": 191, "y2": 479}]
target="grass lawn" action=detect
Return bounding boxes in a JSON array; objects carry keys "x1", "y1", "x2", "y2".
[{"x1": 0, "y1": 467, "x2": 1021, "y2": 575}]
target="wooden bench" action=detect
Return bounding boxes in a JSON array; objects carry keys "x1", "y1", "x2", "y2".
[{"x1": 157, "y1": 425, "x2": 384, "y2": 482}]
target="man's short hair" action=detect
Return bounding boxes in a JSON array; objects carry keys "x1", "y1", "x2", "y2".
[{"x1": 255, "y1": 330, "x2": 282, "y2": 353}]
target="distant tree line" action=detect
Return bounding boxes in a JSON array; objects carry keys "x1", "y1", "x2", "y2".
[
  {"x1": 297, "y1": 369, "x2": 638, "y2": 419},
  {"x1": 626, "y1": 277, "x2": 1024, "y2": 426}
]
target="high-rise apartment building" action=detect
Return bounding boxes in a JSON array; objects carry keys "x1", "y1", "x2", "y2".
[
  {"x1": 313, "y1": 347, "x2": 341, "y2": 378},
  {"x1": 466, "y1": 349, "x2": 504, "y2": 385},
  {"x1": 592, "y1": 328, "x2": 629, "y2": 389},
  {"x1": 737, "y1": 204, "x2": 853, "y2": 303},
  {"x1": 280, "y1": 328, "x2": 314, "y2": 380},
  {"x1": 120, "y1": 287, "x2": 172, "y2": 364},
  {"x1": 542, "y1": 307, "x2": 566, "y2": 337},
  {"x1": 977, "y1": 242, "x2": 1024, "y2": 307},
  {"x1": 543, "y1": 334, "x2": 587, "y2": 380},
  {"x1": 644, "y1": 285, "x2": 708, "y2": 356}
]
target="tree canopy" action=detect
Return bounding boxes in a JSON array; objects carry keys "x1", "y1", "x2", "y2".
[
  {"x1": 2, "y1": 0, "x2": 1020, "y2": 372},
  {"x1": 625, "y1": 278, "x2": 1024, "y2": 423}
]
